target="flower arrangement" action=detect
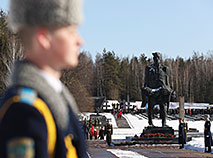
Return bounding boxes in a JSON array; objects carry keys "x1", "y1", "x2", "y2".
[
  {"x1": 149, "y1": 134, "x2": 155, "y2": 137},
  {"x1": 160, "y1": 133, "x2": 165, "y2": 137},
  {"x1": 165, "y1": 134, "x2": 176, "y2": 138},
  {"x1": 154, "y1": 133, "x2": 162, "y2": 137},
  {"x1": 141, "y1": 133, "x2": 175, "y2": 138}
]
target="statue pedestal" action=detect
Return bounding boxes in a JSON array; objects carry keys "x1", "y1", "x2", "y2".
[
  {"x1": 131, "y1": 126, "x2": 178, "y2": 144},
  {"x1": 113, "y1": 126, "x2": 192, "y2": 146},
  {"x1": 142, "y1": 126, "x2": 174, "y2": 135}
]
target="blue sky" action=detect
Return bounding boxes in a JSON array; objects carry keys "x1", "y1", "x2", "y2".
[{"x1": 1, "y1": 0, "x2": 213, "y2": 60}]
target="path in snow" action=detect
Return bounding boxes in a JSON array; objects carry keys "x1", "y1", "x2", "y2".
[{"x1": 116, "y1": 116, "x2": 130, "y2": 128}]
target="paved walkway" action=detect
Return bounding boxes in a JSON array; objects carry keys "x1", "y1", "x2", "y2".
[
  {"x1": 88, "y1": 140, "x2": 213, "y2": 158},
  {"x1": 116, "y1": 115, "x2": 130, "y2": 128}
]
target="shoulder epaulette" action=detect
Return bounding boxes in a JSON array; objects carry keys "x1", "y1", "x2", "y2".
[
  {"x1": 19, "y1": 87, "x2": 37, "y2": 105},
  {"x1": 0, "y1": 87, "x2": 56, "y2": 157}
]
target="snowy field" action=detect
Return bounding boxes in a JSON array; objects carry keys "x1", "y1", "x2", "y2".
[{"x1": 83, "y1": 112, "x2": 213, "y2": 154}]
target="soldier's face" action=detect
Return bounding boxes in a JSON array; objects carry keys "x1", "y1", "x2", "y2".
[{"x1": 49, "y1": 25, "x2": 83, "y2": 69}]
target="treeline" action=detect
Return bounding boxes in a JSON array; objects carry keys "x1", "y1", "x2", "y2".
[
  {"x1": 1, "y1": 10, "x2": 213, "y2": 112},
  {"x1": 62, "y1": 49, "x2": 213, "y2": 105},
  {"x1": 92, "y1": 50, "x2": 213, "y2": 104}
]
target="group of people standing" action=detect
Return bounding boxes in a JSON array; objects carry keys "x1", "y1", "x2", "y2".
[
  {"x1": 82, "y1": 118, "x2": 113, "y2": 146},
  {"x1": 178, "y1": 115, "x2": 212, "y2": 153},
  {"x1": 88, "y1": 125, "x2": 101, "y2": 140}
]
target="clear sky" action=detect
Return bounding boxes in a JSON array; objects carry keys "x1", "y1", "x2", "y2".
[{"x1": 1, "y1": 0, "x2": 213, "y2": 60}]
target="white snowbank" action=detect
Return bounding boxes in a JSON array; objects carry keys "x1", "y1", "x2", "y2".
[
  {"x1": 185, "y1": 137, "x2": 205, "y2": 152},
  {"x1": 107, "y1": 149, "x2": 148, "y2": 158}
]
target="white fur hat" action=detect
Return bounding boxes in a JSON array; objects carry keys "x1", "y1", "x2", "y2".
[{"x1": 8, "y1": 0, "x2": 83, "y2": 33}]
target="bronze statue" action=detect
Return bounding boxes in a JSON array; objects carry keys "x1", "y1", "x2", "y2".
[{"x1": 141, "y1": 52, "x2": 175, "y2": 127}]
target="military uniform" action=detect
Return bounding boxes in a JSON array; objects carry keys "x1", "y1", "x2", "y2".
[
  {"x1": 105, "y1": 123, "x2": 113, "y2": 146},
  {"x1": 204, "y1": 119, "x2": 212, "y2": 152},
  {"x1": 4, "y1": 0, "x2": 87, "y2": 156},
  {"x1": 184, "y1": 122, "x2": 188, "y2": 141},
  {"x1": 0, "y1": 61, "x2": 88, "y2": 158},
  {"x1": 179, "y1": 121, "x2": 186, "y2": 149}
]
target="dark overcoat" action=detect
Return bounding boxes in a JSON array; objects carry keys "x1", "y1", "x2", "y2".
[
  {"x1": 105, "y1": 124, "x2": 113, "y2": 144},
  {"x1": 204, "y1": 120, "x2": 212, "y2": 147},
  {"x1": 179, "y1": 122, "x2": 186, "y2": 144}
]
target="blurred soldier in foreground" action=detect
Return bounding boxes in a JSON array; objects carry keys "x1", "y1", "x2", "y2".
[
  {"x1": 141, "y1": 52, "x2": 175, "y2": 127},
  {"x1": 0, "y1": 0, "x2": 88, "y2": 157},
  {"x1": 204, "y1": 115, "x2": 212, "y2": 153},
  {"x1": 179, "y1": 119, "x2": 186, "y2": 149}
]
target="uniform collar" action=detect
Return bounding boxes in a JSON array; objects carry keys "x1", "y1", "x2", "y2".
[
  {"x1": 10, "y1": 60, "x2": 80, "y2": 130},
  {"x1": 38, "y1": 69, "x2": 62, "y2": 93}
]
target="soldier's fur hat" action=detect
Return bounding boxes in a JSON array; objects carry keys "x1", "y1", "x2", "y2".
[{"x1": 8, "y1": 0, "x2": 83, "y2": 33}]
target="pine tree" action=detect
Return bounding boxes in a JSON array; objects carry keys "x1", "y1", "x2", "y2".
[
  {"x1": 129, "y1": 57, "x2": 141, "y2": 101},
  {"x1": 102, "y1": 50, "x2": 120, "y2": 99},
  {"x1": 119, "y1": 57, "x2": 130, "y2": 100}
]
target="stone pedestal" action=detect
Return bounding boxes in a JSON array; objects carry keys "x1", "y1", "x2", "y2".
[
  {"x1": 142, "y1": 126, "x2": 174, "y2": 135},
  {"x1": 132, "y1": 126, "x2": 178, "y2": 144}
]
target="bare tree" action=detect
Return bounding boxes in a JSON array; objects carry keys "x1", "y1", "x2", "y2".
[
  {"x1": 61, "y1": 52, "x2": 95, "y2": 112},
  {"x1": 0, "y1": 10, "x2": 24, "y2": 96}
]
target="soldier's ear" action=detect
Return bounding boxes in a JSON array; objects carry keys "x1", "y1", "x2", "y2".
[{"x1": 36, "y1": 28, "x2": 52, "y2": 50}]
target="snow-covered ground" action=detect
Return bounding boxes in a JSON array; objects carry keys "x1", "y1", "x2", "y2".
[
  {"x1": 120, "y1": 114, "x2": 209, "y2": 153},
  {"x1": 83, "y1": 112, "x2": 213, "y2": 153},
  {"x1": 107, "y1": 149, "x2": 148, "y2": 158},
  {"x1": 185, "y1": 137, "x2": 205, "y2": 152}
]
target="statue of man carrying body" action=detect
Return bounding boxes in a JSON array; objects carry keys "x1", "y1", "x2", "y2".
[{"x1": 142, "y1": 52, "x2": 175, "y2": 127}]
